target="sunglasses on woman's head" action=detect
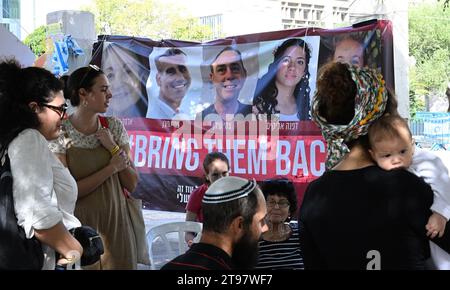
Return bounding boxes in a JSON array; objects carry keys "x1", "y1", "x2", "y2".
[{"x1": 78, "y1": 64, "x2": 102, "y2": 89}]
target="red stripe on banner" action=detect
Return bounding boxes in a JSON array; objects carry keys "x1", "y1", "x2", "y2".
[{"x1": 126, "y1": 119, "x2": 326, "y2": 183}]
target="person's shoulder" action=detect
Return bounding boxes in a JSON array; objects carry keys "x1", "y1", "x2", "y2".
[
  {"x1": 367, "y1": 166, "x2": 425, "y2": 185},
  {"x1": 412, "y1": 147, "x2": 442, "y2": 165},
  {"x1": 10, "y1": 129, "x2": 45, "y2": 147},
  {"x1": 19, "y1": 128, "x2": 43, "y2": 139},
  {"x1": 201, "y1": 104, "x2": 216, "y2": 116},
  {"x1": 147, "y1": 104, "x2": 165, "y2": 119},
  {"x1": 191, "y1": 183, "x2": 208, "y2": 195},
  {"x1": 160, "y1": 249, "x2": 207, "y2": 270},
  {"x1": 386, "y1": 168, "x2": 433, "y2": 197},
  {"x1": 304, "y1": 166, "x2": 414, "y2": 192},
  {"x1": 200, "y1": 105, "x2": 222, "y2": 121},
  {"x1": 104, "y1": 116, "x2": 126, "y2": 131},
  {"x1": 104, "y1": 116, "x2": 123, "y2": 125},
  {"x1": 237, "y1": 101, "x2": 253, "y2": 115},
  {"x1": 388, "y1": 167, "x2": 425, "y2": 180},
  {"x1": 8, "y1": 129, "x2": 49, "y2": 159}
]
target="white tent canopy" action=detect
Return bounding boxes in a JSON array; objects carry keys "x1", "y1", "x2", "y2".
[{"x1": 0, "y1": 25, "x2": 36, "y2": 67}]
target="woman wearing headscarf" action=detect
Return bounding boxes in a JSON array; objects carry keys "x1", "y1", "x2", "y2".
[{"x1": 299, "y1": 62, "x2": 450, "y2": 270}]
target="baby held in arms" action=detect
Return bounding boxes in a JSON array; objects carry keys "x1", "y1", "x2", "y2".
[{"x1": 368, "y1": 114, "x2": 450, "y2": 239}]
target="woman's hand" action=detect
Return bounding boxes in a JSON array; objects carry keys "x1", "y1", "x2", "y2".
[
  {"x1": 56, "y1": 250, "x2": 82, "y2": 269},
  {"x1": 109, "y1": 150, "x2": 130, "y2": 173},
  {"x1": 95, "y1": 127, "x2": 116, "y2": 151}
]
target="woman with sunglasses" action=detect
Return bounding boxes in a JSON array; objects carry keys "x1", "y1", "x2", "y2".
[
  {"x1": 49, "y1": 65, "x2": 139, "y2": 269},
  {"x1": 255, "y1": 178, "x2": 304, "y2": 270},
  {"x1": 0, "y1": 59, "x2": 83, "y2": 269}
]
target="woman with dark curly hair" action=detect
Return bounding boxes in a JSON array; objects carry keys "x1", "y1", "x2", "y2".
[
  {"x1": 0, "y1": 58, "x2": 83, "y2": 269},
  {"x1": 253, "y1": 38, "x2": 311, "y2": 121},
  {"x1": 256, "y1": 178, "x2": 304, "y2": 270}
]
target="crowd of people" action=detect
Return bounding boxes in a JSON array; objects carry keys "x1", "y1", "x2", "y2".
[{"x1": 1, "y1": 30, "x2": 450, "y2": 270}]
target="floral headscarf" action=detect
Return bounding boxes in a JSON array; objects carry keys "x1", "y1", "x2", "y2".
[{"x1": 311, "y1": 64, "x2": 387, "y2": 170}]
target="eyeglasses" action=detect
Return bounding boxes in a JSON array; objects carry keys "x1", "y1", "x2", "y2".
[
  {"x1": 42, "y1": 103, "x2": 68, "y2": 120},
  {"x1": 267, "y1": 200, "x2": 290, "y2": 208}
]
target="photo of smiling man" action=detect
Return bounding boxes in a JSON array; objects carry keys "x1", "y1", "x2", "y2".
[
  {"x1": 198, "y1": 47, "x2": 253, "y2": 121},
  {"x1": 147, "y1": 48, "x2": 191, "y2": 119}
]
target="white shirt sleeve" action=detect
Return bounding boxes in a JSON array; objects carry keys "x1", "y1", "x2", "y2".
[
  {"x1": 410, "y1": 147, "x2": 450, "y2": 221},
  {"x1": 8, "y1": 129, "x2": 63, "y2": 238}
]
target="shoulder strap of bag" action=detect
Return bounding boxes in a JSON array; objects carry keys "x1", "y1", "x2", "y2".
[
  {"x1": 0, "y1": 151, "x2": 43, "y2": 269},
  {"x1": 98, "y1": 115, "x2": 109, "y2": 129},
  {"x1": 99, "y1": 116, "x2": 130, "y2": 199}
]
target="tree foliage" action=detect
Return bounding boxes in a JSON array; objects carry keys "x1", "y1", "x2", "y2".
[
  {"x1": 409, "y1": 1, "x2": 450, "y2": 115},
  {"x1": 84, "y1": 0, "x2": 212, "y2": 42},
  {"x1": 23, "y1": 25, "x2": 47, "y2": 57}
]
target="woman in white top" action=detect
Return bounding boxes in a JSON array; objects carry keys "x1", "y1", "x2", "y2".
[
  {"x1": 0, "y1": 59, "x2": 83, "y2": 269},
  {"x1": 253, "y1": 38, "x2": 312, "y2": 121}
]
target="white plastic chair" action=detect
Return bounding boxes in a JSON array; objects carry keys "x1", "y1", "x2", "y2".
[{"x1": 146, "y1": 221, "x2": 202, "y2": 270}]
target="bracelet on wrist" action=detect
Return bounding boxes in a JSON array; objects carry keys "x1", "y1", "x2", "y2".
[{"x1": 109, "y1": 145, "x2": 120, "y2": 156}]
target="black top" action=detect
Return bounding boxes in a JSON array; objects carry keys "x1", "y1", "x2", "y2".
[
  {"x1": 299, "y1": 165, "x2": 450, "y2": 270},
  {"x1": 161, "y1": 243, "x2": 234, "y2": 270},
  {"x1": 201, "y1": 101, "x2": 253, "y2": 120}
]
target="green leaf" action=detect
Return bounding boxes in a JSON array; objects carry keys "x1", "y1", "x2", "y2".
[{"x1": 23, "y1": 25, "x2": 47, "y2": 57}]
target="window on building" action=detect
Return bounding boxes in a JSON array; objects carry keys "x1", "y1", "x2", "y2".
[
  {"x1": 3, "y1": 0, "x2": 20, "y2": 19},
  {"x1": 303, "y1": 9, "x2": 310, "y2": 20},
  {"x1": 316, "y1": 10, "x2": 322, "y2": 20},
  {"x1": 290, "y1": 8, "x2": 296, "y2": 19},
  {"x1": 200, "y1": 14, "x2": 223, "y2": 40},
  {"x1": 1, "y1": 22, "x2": 10, "y2": 30}
]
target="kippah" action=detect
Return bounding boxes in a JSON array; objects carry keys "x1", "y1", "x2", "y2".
[{"x1": 203, "y1": 176, "x2": 256, "y2": 204}]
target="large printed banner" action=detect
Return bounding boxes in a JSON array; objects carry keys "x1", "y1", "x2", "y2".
[{"x1": 91, "y1": 20, "x2": 394, "y2": 211}]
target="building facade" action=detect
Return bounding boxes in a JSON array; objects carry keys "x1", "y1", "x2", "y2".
[
  {"x1": 1, "y1": 0, "x2": 21, "y2": 39},
  {"x1": 187, "y1": 0, "x2": 353, "y2": 40}
]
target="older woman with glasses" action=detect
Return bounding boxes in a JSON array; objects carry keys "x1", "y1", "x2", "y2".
[
  {"x1": 255, "y1": 178, "x2": 304, "y2": 270},
  {"x1": 0, "y1": 58, "x2": 83, "y2": 269}
]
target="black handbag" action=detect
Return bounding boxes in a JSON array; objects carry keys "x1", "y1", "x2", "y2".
[
  {"x1": 0, "y1": 151, "x2": 44, "y2": 270},
  {"x1": 69, "y1": 226, "x2": 104, "y2": 266}
]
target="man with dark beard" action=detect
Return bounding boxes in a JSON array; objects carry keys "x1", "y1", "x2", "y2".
[{"x1": 161, "y1": 176, "x2": 268, "y2": 270}]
